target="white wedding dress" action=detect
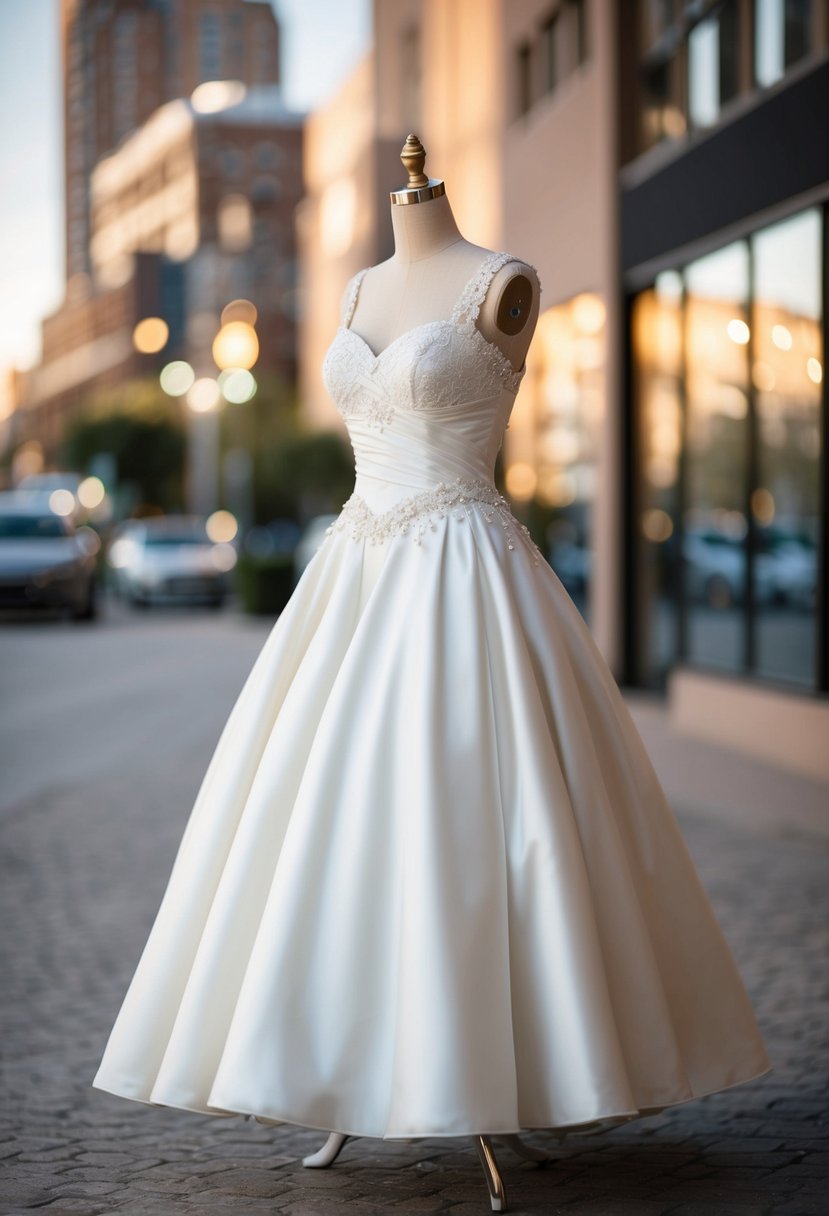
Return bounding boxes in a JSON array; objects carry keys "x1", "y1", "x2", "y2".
[{"x1": 92, "y1": 249, "x2": 771, "y2": 1140}]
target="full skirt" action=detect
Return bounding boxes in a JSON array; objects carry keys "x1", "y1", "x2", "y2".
[{"x1": 92, "y1": 505, "x2": 771, "y2": 1138}]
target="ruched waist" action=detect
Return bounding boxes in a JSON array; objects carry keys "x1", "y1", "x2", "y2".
[{"x1": 348, "y1": 408, "x2": 503, "y2": 514}]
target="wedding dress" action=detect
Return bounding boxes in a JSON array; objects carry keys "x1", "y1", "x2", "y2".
[{"x1": 92, "y1": 249, "x2": 771, "y2": 1140}]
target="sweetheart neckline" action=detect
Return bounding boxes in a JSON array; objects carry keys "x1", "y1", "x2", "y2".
[{"x1": 336, "y1": 319, "x2": 527, "y2": 384}]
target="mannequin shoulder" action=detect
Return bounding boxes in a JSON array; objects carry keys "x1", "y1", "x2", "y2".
[
  {"x1": 486, "y1": 258, "x2": 541, "y2": 337},
  {"x1": 492, "y1": 258, "x2": 541, "y2": 297}
]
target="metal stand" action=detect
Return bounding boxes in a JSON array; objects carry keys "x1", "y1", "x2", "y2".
[
  {"x1": 301, "y1": 1128, "x2": 556, "y2": 1211},
  {"x1": 475, "y1": 1135, "x2": 508, "y2": 1211},
  {"x1": 302, "y1": 1131, "x2": 349, "y2": 1167}
]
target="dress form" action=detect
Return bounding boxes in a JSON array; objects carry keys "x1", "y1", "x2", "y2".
[
  {"x1": 348, "y1": 134, "x2": 540, "y2": 375},
  {"x1": 302, "y1": 136, "x2": 547, "y2": 1213}
]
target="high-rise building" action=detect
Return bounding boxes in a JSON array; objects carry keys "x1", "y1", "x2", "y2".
[
  {"x1": 10, "y1": 1, "x2": 299, "y2": 472},
  {"x1": 60, "y1": 0, "x2": 281, "y2": 283}
]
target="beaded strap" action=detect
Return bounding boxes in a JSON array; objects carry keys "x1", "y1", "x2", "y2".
[
  {"x1": 451, "y1": 251, "x2": 538, "y2": 331},
  {"x1": 341, "y1": 267, "x2": 369, "y2": 328},
  {"x1": 342, "y1": 253, "x2": 540, "y2": 334},
  {"x1": 324, "y1": 475, "x2": 543, "y2": 565}
]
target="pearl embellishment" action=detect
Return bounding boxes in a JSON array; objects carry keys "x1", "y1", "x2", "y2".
[{"x1": 325, "y1": 475, "x2": 543, "y2": 565}]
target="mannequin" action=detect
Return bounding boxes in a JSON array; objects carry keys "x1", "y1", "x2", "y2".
[
  {"x1": 346, "y1": 133, "x2": 540, "y2": 376},
  {"x1": 300, "y1": 135, "x2": 550, "y2": 1214}
]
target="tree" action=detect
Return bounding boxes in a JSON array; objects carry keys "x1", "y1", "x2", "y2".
[{"x1": 61, "y1": 412, "x2": 185, "y2": 513}]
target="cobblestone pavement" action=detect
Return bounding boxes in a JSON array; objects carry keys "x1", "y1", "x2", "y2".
[{"x1": 1, "y1": 609, "x2": 828, "y2": 1215}]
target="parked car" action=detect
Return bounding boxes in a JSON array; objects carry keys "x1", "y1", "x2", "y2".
[
  {"x1": 15, "y1": 470, "x2": 86, "y2": 519},
  {"x1": 107, "y1": 515, "x2": 236, "y2": 609},
  {"x1": 762, "y1": 537, "x2": 816, "y2": 610},
  {"x1": 0, "y1": 493, "x2": 97, "y2": 619},
  {"x1": 682, "y1": 529, "x2": 779, "y2": 609}
]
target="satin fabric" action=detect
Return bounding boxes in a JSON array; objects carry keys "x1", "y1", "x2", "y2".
[{"x1": 92, "y1": 253, "x2": 771, "y2": 1139}]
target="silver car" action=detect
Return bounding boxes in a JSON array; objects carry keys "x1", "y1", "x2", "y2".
[
  {"x1": 0, "y1": 494, "x2": 98, "y2": 620},
  {"x1": 107, "y1": 515, "x2": 236, "y2": 609}
]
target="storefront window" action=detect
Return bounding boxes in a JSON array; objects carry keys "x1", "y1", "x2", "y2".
[
  {"x1": 505, "y1": 294, "x2": 605, "y2": 622},
  {"x1": 632, "y1": 271, "x2": 683, "y2": 685},
  {"x1": 752, "y1": 209, "x2": 821, "y2": 685},
  {"x1": 632, "y1": 205, "x2": 823, "y2": 690},
  {"x1": 684, "y1": 239, "x2": 750, "y2": 672}
]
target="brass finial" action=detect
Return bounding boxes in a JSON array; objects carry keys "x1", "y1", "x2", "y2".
[
  {"x1": 390, "y1": 132, "x2": 446, "y2": 206},
  {"x1": 400, "y1": 134, "x2": 429, "y2": 188}
]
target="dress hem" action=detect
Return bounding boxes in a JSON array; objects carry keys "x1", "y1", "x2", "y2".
[{"x1": 90, "y1": 1059, "x2": 773, "y2": 1142}]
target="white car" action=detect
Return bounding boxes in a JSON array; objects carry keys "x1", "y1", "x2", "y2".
[{"x1": 108, "y1": 515, "x2": 236, "y2": 608}]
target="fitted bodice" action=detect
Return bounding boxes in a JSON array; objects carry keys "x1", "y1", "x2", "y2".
[{"x1": 322, "y1": 250, "x2": 539, "y2": 514}]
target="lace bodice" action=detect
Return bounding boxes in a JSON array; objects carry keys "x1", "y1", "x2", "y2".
[
  {"x1": 320, "y1": 249, "x2": 543, "y2": 562},
  {"x1": 322, "y1": 250, "x2": 538, "y2": 429}
]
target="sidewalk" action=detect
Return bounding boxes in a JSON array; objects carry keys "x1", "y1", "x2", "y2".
[
  {"x1": 625, "y1": 691, "x2": 829, "y2": 841},
  {"x1": 1, "y1": 616, "x2": 827, "y2": 1215}
]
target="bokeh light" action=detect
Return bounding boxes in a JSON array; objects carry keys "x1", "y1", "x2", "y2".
[
  {"x1": 132, "y1": 317, "x2": 169, "y2": 353},
  {"x1": 187, "y1": 378, "x2": 222, "y2": 412},
  {"x1": 221, "y1": 299, "x2": 258, "y2": 327},
  {"x1": 504, "y1": 462, "x2": 537, "y2": 502},
  {"x1": 190, "y1": 80, "x2": 247, "y2": 113},
  {"x1": 219, "y1": 368, "x2": 257, "y2": 403},
  {"x1": 160, "y1": 361, "x2": 195, "y2": 396},
  {"x1": 212, "y1": 321, "x2": 259, "y2": 370},
  {"x1": 772, "y1": 323, "x2": 792, "y2": 350},
  {"x1": 206, "y1": 510, "x2": 238, "y2": 543},
  {"x1": 727, "y1": 318, "x2": 750, "y2": 344},
  {"x1": 48, "y1": 489, "x2": 76, "y2": 517},
  {"x1": 77, "y1": 476, "x2": 106, "y2": 509}
]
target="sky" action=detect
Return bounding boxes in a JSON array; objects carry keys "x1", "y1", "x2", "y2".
[{"x1": 0, "y1": 0, "x2": 370, "y2": 378}]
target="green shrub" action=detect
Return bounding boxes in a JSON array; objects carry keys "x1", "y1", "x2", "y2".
[{"x1": 235, "y1": 552, "x2": 295, "y2": 615}]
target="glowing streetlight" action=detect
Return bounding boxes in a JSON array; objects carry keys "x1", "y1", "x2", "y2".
[{"x1": 212, "y1": 321, "x2": 259, "y2": 370}]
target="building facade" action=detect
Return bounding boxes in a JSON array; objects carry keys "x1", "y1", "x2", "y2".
[
  {"x1": 619, "y1": 0, "x2": 828, "y2": 775},
  {"x1": 11, "y1": 1, "x2": 301, "y2": 475},
  {"x1": 60, "y1": 0, "x2": 281, "y2": 283},
  {"x1": 298, "y1": 0, "x2": 828, "y2": 778}
]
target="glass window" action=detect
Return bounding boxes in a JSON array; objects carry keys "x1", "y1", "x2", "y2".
[
  {"x1": 199, "y1": 12, "x2": 222, "y2": 81},
  {"x1": 505, "y1": 294, "x2": 606, "y2": 623},
  {"x1": 570, "y1": 0, "x2": 588, "y2": 64},
  {"x1": 542, "y1": 11, "x2": 559, "y2": 93},
  {"x1": 632, "y1": 271, "x2": 684, "y2": 686},
  {"x1": 684, "y1": 239, "x2": 750, "y2": 672},
  {"x1": 688, "y1": 0, "x2": 740, "y2": 129},
  {"x1": 752, "y1": 209, "x2": 821, "y2": 684},
  {"x1": 516, "y1": 42, "x2": 532, "y2": 116},
  {"x1": 643, "y1": 0, "x2": 679, "y2": 44},
  {"x1": 254, "y1": 141, "x2": 282, "y2": 171},
  {"x1": 632, "y1": 205, "x2": 823, "y2": 691},
  {"x1": 641, "y1": 54, "x2": 686, "y2": 145},
  {"x1": 755, "y1": 0, "x2": 813, "y2": 87}
]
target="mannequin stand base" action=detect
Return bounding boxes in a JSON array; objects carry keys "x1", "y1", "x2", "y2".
[
  {"x1": 301, "y1": 1131, "x2": 348, "y2": 1168},
  {"x1": 301, "y1": 1129, "x2": 557, "y2": 1211}
]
